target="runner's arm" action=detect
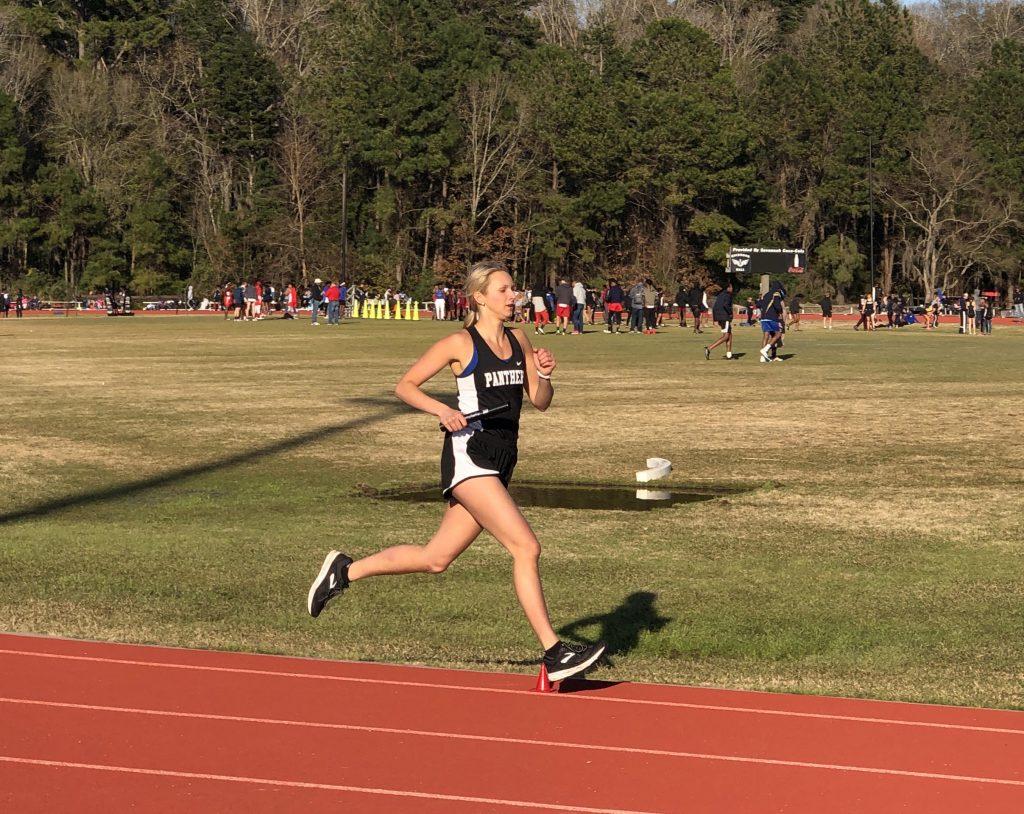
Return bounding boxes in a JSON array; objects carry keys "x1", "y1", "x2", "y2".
[{"x1": 395, "y1": 333, "x2": 473, "y2": 431}]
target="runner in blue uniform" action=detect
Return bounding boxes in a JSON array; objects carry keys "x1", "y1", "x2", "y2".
[{"x1": 307, "y1": 261, "x2": 606, "y2": 682}]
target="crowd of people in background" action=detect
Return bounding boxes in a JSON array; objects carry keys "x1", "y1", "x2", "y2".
[
  {"x1": 0, "y1": 289, "x2": 26, "y2": 317},
  {"x1": 845, "y1": 290, "x2": 999, "y2": 334},
  {"x1": 4, "y1": 279, "x2": 1019, "y2": 338}
]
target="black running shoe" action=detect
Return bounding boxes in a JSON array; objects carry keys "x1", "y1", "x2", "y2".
[
  {"x1": 307, "y1": 550, "x2": 353, "y2": 618},
  {"x1": 543, "y1": 640, "x2": 607, "y2": 682},
  {"x1": 703, "y1": 346, "x2": 710, "y2": 360}
]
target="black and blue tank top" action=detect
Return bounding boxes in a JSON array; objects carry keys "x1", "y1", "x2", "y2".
[{"x1": 456, "y1": 325, "x2": 525, "y2": 435}]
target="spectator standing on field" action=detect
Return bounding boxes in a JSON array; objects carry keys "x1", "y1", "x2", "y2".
[
  {"x1": 604, "y1": 278, "x2": 624, "y2": 333},
  {"x1": 642, "y1": 278, "x2": 658, "y2": 334},
  {"x1": 433, "y1": 285, "x2": 445, "y2": 320},
  {"x1": 688, "y1": 283, "x2": 704, "y2": 333},
  {"x1": 222, "y1": 285, "x2": 233, "y2": 318},
  {"x1": 532, "y1": 289, "x2": 549, "y2": 334},
  {"x1": 571, "y1": 278, "x2": 586, "y2": 335},
  {"x1": 553, "y1": 278, "x2": 573, "y2": 335},
  {"x1": 338, "y1": 281, "x2": 348, "y2": 320},
  {"x1": 324, "y1": 280, "x2": 341, "y2": 325},
  {"x1": 674, "y1": 283, "x2": 688, "y2": 328},
  {"x1": 309, "y1": 278, "x2": 323, "y2": 326},
  {"x1": 628, "y1": 278, "x2": 645, "y2": 333},
  {"x1": 243, "y1": 280, "x2": 257, "y2": 321},
  {"x1": 2, "y1": 288, "x2": 10, "y2": 318},
  {"x1": 286, "y1": 283, "x2": 298, "y2": 318},
  {"x1": 586, "y1": 286, "x2": 599, "y2": 325},
  {"x1": 544, "y1": 286, "x2": 556, "y2": 321},
  {"x1": 854, "y1": 294, "x2": 869, "y2": 331}
]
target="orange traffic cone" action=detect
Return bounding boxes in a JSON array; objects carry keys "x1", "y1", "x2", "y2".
[{"x1": 532, "y1": 664, "x2": 557, "y2": 693}]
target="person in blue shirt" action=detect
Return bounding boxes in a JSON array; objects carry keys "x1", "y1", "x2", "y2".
[{"x1": 758, "y1": 283, "x2": 786, "y2": 363}]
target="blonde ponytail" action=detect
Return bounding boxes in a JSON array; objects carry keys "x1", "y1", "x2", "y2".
[{"x1": 463, "y1": 260, "x2": 508, "y2": 328}]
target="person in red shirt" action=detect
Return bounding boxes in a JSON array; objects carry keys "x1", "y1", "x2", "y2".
[
  {"x1": 254, "y1": 281, "x2": 264, "y2": 319},
  {"x1": 222, "y1": 285, "x2": 233, "y2": 319},
  {"x1": 324, "y1": 280, "x2": 341, "y2": 325}
]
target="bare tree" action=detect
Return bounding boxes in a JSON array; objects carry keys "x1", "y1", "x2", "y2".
[
  {"x1": 911, "y1": 0, "x2": 1024, "y2": 76},
  {"x1": 45, "y1": 67, "x2": 152, "y2": 197},
  {"x1": 688, "y1": 0, "x2": 778, "y2": 91},
  {"x1": 229, "y1": 0, "x2": 331, "y2": 76},
  {"x1": 460, "y1": 75, "x2": 533, "y2": 252},
  {"x1": 274, "y1": 105, "x2": 333, "y2": 283},
  {"x1": 884, "y1": 118, "x2": 1019, "y2": 299},
  {"x1": 136, "y1": 43, "x2": 239, "y2": 278},
  {"x1": 532, "y1": 0, "x2": 583, "y2": 48},
  {"x1": 0, "y1": 9, "x2": 52, "y2": 115}
]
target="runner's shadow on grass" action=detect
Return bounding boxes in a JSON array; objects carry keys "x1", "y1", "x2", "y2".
[
  {"x1": 730, "y1": 352, "x2": 746, "y2": 360},
  {"x1": 778, "y1": 353, "x2": 796, "y2": 360},
  {"x1": 346, "y1": 393, "x2": 452, "y2": 412},
  {"x1": 0, "y1": 408, "x2": 403, "y2": 526},
  {"x1": 557, "y1": 591, "x2": 671, "y2": 670}
]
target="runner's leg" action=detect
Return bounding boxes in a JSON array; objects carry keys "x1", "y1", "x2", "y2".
[
  {"x1": 347, "y1": 501, "x2": 482, "y2": 580},
  {"x1": 451, "y1": 476, "x2": 559, "y2": 649}
]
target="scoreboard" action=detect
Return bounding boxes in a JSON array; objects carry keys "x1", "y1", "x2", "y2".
[{"x1": 727, "y1": 247, "x2": 806, "y2": 276}]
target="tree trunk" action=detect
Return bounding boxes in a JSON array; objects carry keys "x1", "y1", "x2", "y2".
[
  {"x1": 880, "y1": 212, "x2": 894, "y2": 295},
  {"x1": 422, "y1": 212, "x2": 431, "y2": 273}
]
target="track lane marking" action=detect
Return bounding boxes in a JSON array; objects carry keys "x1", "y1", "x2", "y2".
[
  {"x1": 2, "y1": 648, "x2": 1023, "y2": 736},
  {"x1": 2, "y1": 697, "x2": 1022, "y2": 788},
  {"x1": 0, "y1": 755, "x2": 661, "y2": 813}
]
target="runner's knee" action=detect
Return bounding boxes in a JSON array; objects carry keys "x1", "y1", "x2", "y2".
[
  {"x1": 506, "y1": 536, "x2": 541, "y2": 562},
  {"x1": 425, "y1": 556, "x2": 452, "y2": 574}
]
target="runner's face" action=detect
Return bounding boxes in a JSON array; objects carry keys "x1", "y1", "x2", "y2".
[{"x1": 477, "y1": 272, "x2": 516, "y2": 321}]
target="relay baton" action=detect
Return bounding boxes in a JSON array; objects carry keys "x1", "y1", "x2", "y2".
[{"x1": 439, "y1": 401, "x2": 510, "y2": 431}]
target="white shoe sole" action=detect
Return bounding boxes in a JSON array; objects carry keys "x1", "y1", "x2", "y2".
[
  {"x1": 547, "y1": 643, "x2": 607, "y2": 683},
  {"x1": 307, "y1": 550, "x2": 340, "y2": 616}
]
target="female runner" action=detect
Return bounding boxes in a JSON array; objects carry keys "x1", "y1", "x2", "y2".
[{"x1": 307, "y1": 261, "x2": 606, "y2": 682}]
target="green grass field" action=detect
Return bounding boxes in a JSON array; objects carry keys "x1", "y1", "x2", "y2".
[{"x1": 2, "y1": 313, "x2": 1023, "y2": 709}]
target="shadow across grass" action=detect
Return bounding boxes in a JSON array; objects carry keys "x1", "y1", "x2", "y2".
[
  {"x1": 0, "y1": 408, "x2": 403, "y2": 525},
  {"x1": 558, "y1": 591, "x2": 672, "y2": 668}
]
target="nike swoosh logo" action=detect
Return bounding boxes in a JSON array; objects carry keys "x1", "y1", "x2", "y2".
[
  {"x1": 516, "y1": 361, "x2": 522, "y2": 366},
  {"x1": 328, "y1": 574, "x2": 337, "y2": 590},
  {"x1": 560, "y1": 653, "x2": 575, "y2": 664}
]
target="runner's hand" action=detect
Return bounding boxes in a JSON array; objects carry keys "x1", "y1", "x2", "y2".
[
  {"x1": 534, "y1": 348, "x2": 556, "y2": 376},
  {"x1": 438, "y1": 407, "x2": 467, "y2": 432}
]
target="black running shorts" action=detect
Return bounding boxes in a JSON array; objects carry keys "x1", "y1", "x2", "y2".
[{"x1": 441, "y1": 426, "x2": 518, "y2": 499}]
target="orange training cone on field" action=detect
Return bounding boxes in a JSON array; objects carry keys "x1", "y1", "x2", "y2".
[{"x1": 532, "y1": 664, "x2": 557, "y2": 693}]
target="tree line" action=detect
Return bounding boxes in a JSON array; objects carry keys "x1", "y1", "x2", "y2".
[{"x1": 0, "y1": 0, "x2": 1020, "y2": 302}]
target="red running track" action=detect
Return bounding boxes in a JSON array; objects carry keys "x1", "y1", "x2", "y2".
[{"x1": 2, "y1": 633, "x2": 1023, "y2": 813}]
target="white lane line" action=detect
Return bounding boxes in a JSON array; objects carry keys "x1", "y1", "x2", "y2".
[
  {"x1": 2, "y1": 697, "x2": 1022, "y2": 788},
  {"x1": 2, "y1": 648, "x2": 1023, "y2": 736},
  {"x1": 0, "y1": 755, "x2": 662, "y2": 813}
]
